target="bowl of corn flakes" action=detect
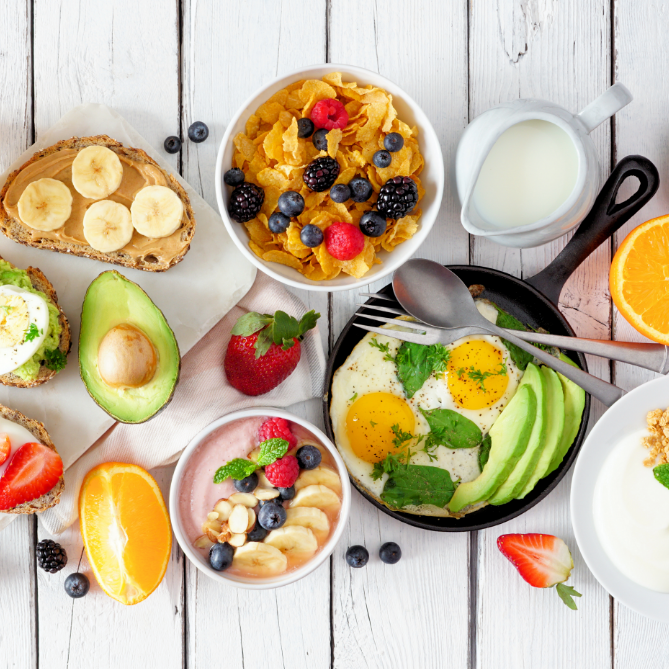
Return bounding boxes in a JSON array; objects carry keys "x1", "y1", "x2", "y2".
[{"x1": 215, "y1": 64, "x2": 444, "y2": 291}]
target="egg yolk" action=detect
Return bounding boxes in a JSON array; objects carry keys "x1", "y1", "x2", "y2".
[
  {"x1": 345, "y1": 392, "x2": 415, "y2": 463},
  {"x1": 447, "y1": 340, "x2": 509, "y2": 410}
]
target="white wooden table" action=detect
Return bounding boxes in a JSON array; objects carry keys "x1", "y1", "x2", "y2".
[{"x1": 2, "y1": 1, "x2": 668, "y2": 667}]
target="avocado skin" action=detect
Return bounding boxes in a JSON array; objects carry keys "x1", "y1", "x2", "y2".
[
  {"x1": 79, "y1": 271, "x2": 181, "y2": 424},
  {"x1": 448, "y1": 384, "x2": 537, "y2": 514}
]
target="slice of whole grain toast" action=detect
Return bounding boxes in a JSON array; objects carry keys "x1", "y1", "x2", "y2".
[
  {"x1": 0, "y1": 404, "x2": 63, "y2": 514},
  {"x1": 0, "y1": 135, "x2": 196, "y2": 272}
]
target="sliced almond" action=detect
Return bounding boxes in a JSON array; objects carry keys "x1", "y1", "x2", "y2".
[
  {"x1": 229, "y1": 503, "x2": 250, "y2": 534},
  {"x1": 229, "y1": 492, "x2": 258, "y2": 508},
  {"x1": 255, "y1": 488, "x2": 280, "y2": 501},
  {"x1": 194, "y1": 535, "x2": 214, "y2": 550},
  {"x1": 217, "y1": 524, "x2": 232, "y2": 543},
  {"x1": 207, "y1": 511, "x2": 219, "y2": 522},
  {"x1": 257, "y1": 470, "x2": 272, "y2": 488},
  {"x1": 247, "y1": 507, "x2": 256, "y2": 531},
  {"x1": 213, "y1": 499, "x2": 233, "y2": 521},
  {"x1": 229, "y1": 533, "x2": 247, "y2": 548}
]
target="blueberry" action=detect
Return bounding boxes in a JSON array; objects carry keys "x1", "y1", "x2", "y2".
[
  {"x1": 300, "y1": 224, "x2": 324, "y2": 248},
  {"x1": 329, "y1": 184, "x2": 351, "y2": 204},
  {"x1": 278, "y1": 191, "x2": 305, "y2": 217},
  {"x1": 349, "y1": 177, "x2": 374, "y2": 203},
  {"x1": 296, "y1": 445, "x2": 322, "y2": 470},
  {"x1": 372, "y1": 150, "x2": 392, "y2": 168},
  {"x1": 224, "y1": 168, "x2": 245, "y2": 187},
  {"x1": 164, "y1": 136, "x2": 181, "y2": 154},
  {"x1": 234, "y1": 472, "x2": 258, "y2": 494},
  {"x1": 188, "y1": 121, "x2": 209, "y2": 143},
  {"x1": 298, "y1": 118, "x2": 315, "y2": 138},
  {"x1": 258, "y1": 502, "x2": 287, "y2": 530},
  {"x1": 64, "y1": 573, "x2": 90, "y2": 598},
  {"x1": 345, "y1": 545, "x2": 369, "y2": 568},
  {"x1": 257, "y1": 498, "x2": 282, "y2": 508},
  {"x1": 312, "y1": 128, "x2": 329, "y2": 151},
  {"x1": 278, "y1": 486, "x2": 295, "y2": 501},
  {"x1": 269, "y1": 212, "x2": 291, "y2": 233},
  {"x1": 379, "y1": 542, "x2": 402, "y2": 564},
  {"x1": 209, "y1": 542, "x2": 234, "y2": 571},
  {"x1": 359, "y1": 211, "x2": 387, "y2": 237},
  {"x1": 384, "y1": 132, "x2": 404, "y2": 152},
  {"x1": 247, "y1": 523, "x2": 268, "y2": 542}
]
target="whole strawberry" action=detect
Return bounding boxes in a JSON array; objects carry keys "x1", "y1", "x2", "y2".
[{"x1": 224, "y1": 309, "x2": 320, "y2": 396}]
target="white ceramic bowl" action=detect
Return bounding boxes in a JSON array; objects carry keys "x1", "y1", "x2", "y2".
[
  {"x1": 170, "y1": 408, "x2": 351, "y2": 590},
  {"x1": 215, "y1": 63, "x2": 444, "y2": 292},
  {"x1": 571, "y1": 375, "x2": 669, "y2": 621}
]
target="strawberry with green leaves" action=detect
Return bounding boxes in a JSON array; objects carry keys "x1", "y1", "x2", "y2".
[{"x1": 224, "y1": 309, "x2": 319, "y2": 396}]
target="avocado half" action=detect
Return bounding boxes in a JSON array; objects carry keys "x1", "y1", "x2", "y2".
[{"x1": 79, "y1": 271, "x2": 181, "y2": 424}]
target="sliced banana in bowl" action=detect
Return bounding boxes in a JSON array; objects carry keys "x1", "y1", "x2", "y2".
[
  {"x1": 232, "y1": 542, "x2": 288, "y2": 576},
  {"x1": 290, "y1": 484, "x2": 342, "y2": 514},
  {"x1": 17, "y1": 177, "x2": 72, "y2": 231},
  {"x1": 83, "y1": 200, "x2": 134, "y2": 253},
  {"x1": 131, "y1": 185, "x2": 184, "y2": 238},
  {"x1": 265, "y1": 525, "x2": 319, "y2": 557},
  {"x1": 72, "y1": 146, "x2": 124, "y2": 199},
  {"x1": 284, "y1": 507, "x2": 330, "y2": 542}
]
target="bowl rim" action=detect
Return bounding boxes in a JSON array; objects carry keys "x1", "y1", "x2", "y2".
[
  {"x1": 570, "y1": 374, "x2": 669, "y2": 621},
  {"x1": 214, "y1": 62, "x2": 445, "y2": 292},
  {"x1": 169, "y1": 407, "x2": 351, "y2": 590}
]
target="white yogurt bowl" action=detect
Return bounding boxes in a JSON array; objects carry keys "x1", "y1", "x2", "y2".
[
  {"x1": 170, "y1": 408, "x2": 351, "y2": 590},
  {"x1": 215, "y1": 63, "x2": 444, "y2": 292}
]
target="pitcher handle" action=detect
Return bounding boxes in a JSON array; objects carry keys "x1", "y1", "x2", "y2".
[{"x1": 576, "y1": 83, "x2": 633, "y2": 133}]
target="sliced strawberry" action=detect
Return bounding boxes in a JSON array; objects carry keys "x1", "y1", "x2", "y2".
[
  {"x1": 0, "y1": 434, "x2": 11, "y2": 466},
  {"x1": 0, "y1": 442, "x2": 63, "y2": 511}
]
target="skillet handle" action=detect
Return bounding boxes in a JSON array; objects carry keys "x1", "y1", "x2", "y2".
[{"x1": 526, "y1": 155, "x2": 660, "y2": 304}]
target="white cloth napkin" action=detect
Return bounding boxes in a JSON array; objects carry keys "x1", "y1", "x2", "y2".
[{"x1": 40, "y1": 272, "x2": 326, "y2": 534}]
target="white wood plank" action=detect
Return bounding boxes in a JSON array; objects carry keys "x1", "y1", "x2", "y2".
[
  {"x1": 329, "y1": 2, "x2": 471, "y2": 668},
  {"x1": 469, "y1": 2, "x2": 612, "y2": 667},
  {"x1": 181, "y1": 3, "x2": 332, "y2": 668},
  {"x1": 612, "y1": 1, "x2": 669, "y2": 660}
]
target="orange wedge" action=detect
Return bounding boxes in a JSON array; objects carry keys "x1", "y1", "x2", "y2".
[
  {"x1": 610, "y1": 214, "x2": 669, "y2": 344},
  {"x1": 79, "y1": 462, "x2": 172, "y2": 605}
]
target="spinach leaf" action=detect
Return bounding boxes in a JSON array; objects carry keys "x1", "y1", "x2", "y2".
[
  {"x1": 493, "y1": 306, "x2": 534, "y2": 370},
  {"x1": 381, "y1": 464, "x2": 457, "y2": 508},
  {"x1": 420, "y1": 407, "x2": 483, "y2": 450},
  {"x1": 478, "y1": 434, "x2": 492, "y2": 471},
  {"x1": 653, "y1": 463, "x2": 669, "y2": 490},
  {"x1": 395, "y1": 342, "x2": 450, "y2": 398}
]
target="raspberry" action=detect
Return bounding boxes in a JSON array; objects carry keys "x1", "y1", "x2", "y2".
[
  {"x1": 324, "y1": 222, "x2": 365, "y2": 260},
  {"x1": 264, "y1": 455, "x2": 300, "y2": 488},
  {"x1": 258, "y1": 417, "x2": 297, "y2": 449},
  {"x1": 310, "y1": 98, "x2": 349, "y2": 130}
]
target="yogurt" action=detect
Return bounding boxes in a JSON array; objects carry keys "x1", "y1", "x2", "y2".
[{"x1": 593, "y1": 429, "x2": 669, "y2": 592}]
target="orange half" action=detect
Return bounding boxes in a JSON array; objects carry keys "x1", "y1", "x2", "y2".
[
  {"x1": 79, "y1": 462, "x2": 172, "y2": 605},
  {"x1": 611, "y1": 214, "x2": 669, "y2": 345}
]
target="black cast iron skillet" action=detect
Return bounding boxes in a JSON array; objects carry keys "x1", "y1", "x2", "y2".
[{"x1": 323, "y1": 155, "x2": 660, "y2": 532}]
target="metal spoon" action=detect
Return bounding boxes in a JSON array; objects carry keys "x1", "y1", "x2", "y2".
[{"x1": 392, "y1": 259, "x2": 626, "y2": 407}]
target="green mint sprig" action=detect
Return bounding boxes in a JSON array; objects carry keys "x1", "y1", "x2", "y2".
[{"x1": 212, "y1": 438, "x2": 289, "y2": 483}]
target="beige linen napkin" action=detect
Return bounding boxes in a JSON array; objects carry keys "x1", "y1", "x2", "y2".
[{"x1": 40, "y1": 272, "x2": 325, "y2": 535}]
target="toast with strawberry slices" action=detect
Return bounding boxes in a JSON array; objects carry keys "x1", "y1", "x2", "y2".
[{"x1": 0, "y1": 404, "x2": 63, "y2": 514}]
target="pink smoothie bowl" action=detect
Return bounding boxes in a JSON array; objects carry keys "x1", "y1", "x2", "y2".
[{"x1": 169, "y1": 408, "x2": 351, "y2": 590}]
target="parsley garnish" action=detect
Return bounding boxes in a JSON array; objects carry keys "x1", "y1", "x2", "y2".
[
  {"x1": 371, "y1": 424, "x2": 424, "y2": 480},
  {"x1": 349, "y1": 392, "x2": 358, "y2": 402},
  {"x1": 370, "y1": 420, "x2": 377, "y2": 427},
  {"x1": 24, "y1": 323, "x2": 41, "y2": 343},
  {"x1": 43, "y1": 348, "x2": 66, "y2": 372},
  {"x1": 368, "y1": 337, "x2": 395, "y2": 362},
  {"x1": 0, "y1": 305, "x2": 14, "y2": 314},
  {"x1": 457, "y1": 363, "x2": 507, "y2": 392}
]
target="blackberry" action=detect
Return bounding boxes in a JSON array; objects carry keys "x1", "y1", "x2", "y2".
[
  {"x1": 228, "y1": 183, "x2": 264, "y2": 223},
  {"x1": 312, "y1": 128, "x2": 329, "y2": 151},
  {"x1": 359, "y1": 211, "x2": 387, "y2": 237},
  {"x1": 377, "y1": 176, "x2": 418, "y2": 219},
  {"x1": 298, "y1": 118, "x2": 315, "y2": 138},
  {"x1": 36, "y1": 539, "x2": 68, "y2": 574},
  {"x1": 164, "y1": 136, "x2": 181, "y2": 154},
  {"x1": 303, "y1": 157, "x2": 340, "y2": 192},
  {"x1": 268, "y1": 212, "x2": 290, "y2": 233},
  {"x1": 223, "y1": 168, "x2": 245, "y2": 187}
]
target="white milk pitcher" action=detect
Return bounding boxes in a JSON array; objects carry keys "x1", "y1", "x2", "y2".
[{"x1": 456, "y1": 83, "x2": 633, "y2": 248}]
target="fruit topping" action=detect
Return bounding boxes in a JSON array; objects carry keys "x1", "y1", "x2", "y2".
[
  {"x1": 188, "y1": 121, "x2": 209, "y2": 143},
  {"x1": 384, "y1": 132, "x2": 404, "y2": 152},
  {"x1": 223, "y1": 168, "x2": 245, "y2": 187},
  {"x1": 265, "y1": 455, "x2": 300, "y2": 489},
  {"x1": 497, "y1": 533, "x2": 582, "y2": 610},
  {"x1": 311, "y1": 98, "x2": 349, "y2": 130},
  {"x1": 359, "y1": 211, "x2": 387, "y2": 237},
  {"x1": 346, "y1": 545, "x2": 369, "y2": 568},
  {"x1": 303, "y1": 157, "x2": 340, "y2": 192},
  {"x1": 297, "y1": 118, "x2": 315, "y2": 138},
  {"x1": 278, "y1": 190, "x2": 305, "y2": 217},
  {"x1": 312, "y1": 128, "x2": 329, "y2": 151},
  {"x1": 36, "y1": 539, "x2": 68, "y2": 573},
  {"x1": 329, "y1": 183, "x2": 351, "y2": 203},
  {"x1": 233, "y1": 542, "x2": 287, "y2": 575},
  {"x1": 0, "y1": 443, "x2": 63, "y2": 511},
  {"x1": 294, "y1": 465, "x2": 342, "y2": 494},
  {"x1": 278, "y1": 485, "x2": 296, "y2": 501},
  {"x1": 209, "y1": 542, "x2": 235, "y2": 571},
  {"x1": 265, "y1": 525, "x2": 318, "y2": 557},
  {"x1": 296, "y1": 444, "x2": 322, "y2": 470},
  {"x1": 284, "y1": 507, "x2": 330, "y2": 541},
  {"x1": 300, "y1": 224, "x2": 324, "y2": 248},
  {"x1": 228, "y1": 182, "x2": 265, "y2": 223},
  {"x1": 324, "y1": 222, "x2": 365, "y2": 261},
  {"x1": 377, "y1": 176, "x2": 418, "y2": 219},
  {"x1": 64, "y1": 573, "x2": 90, "y2": 598},
  {"x1": 0, "y1": 434, "x2": 11, "y2": 466},
  {"x1": 258, "y1": 501, "x2": 287, "y2": 530},
  {"x1": 234, "y1": 473, "x2": 259, "y2": 494},
  {"x1": 348, "y1": 176, "x2": 374, "y2": 203},
  {"x1": 379, "y1": 542, "x2": 402, "y2": 564},
  {"x1": 247, "y1": 523, "x2": 268, "y2": 542},
  {"x1": 290, "y1": 484, "x2": 341, "y2": 513},
  {"x1": 268, "y1": 212, "x2": 290, "y2": 233},
  {"x1": 373, "y1": 149, "x2": 392, "y2": 168},
  {"x1": 164, "y1": 136, "x2": 181, "y2": 154},
  {"x1": 258, "y1": 417, "x2": 298, "y2": 450}
]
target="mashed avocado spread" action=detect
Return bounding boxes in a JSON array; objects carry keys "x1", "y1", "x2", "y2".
[{"x1": 0, "y1": 260, "x2": 63, "y2": 381}]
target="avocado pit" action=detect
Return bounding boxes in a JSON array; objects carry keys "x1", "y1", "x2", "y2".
[{"x1": 97, "y1": 324, "x2": 157, "y2": 389}]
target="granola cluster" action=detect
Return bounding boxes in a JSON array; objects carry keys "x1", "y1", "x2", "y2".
[{"x1": 642, "y1": 408, "x2": 669, "y2": 467}]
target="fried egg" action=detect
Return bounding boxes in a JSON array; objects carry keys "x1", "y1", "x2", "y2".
[{"x1": 330, "y1": 315, "x2": 522, "y2": 513}]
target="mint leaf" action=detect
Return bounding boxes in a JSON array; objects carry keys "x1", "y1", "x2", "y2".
[
  {"x1": 231, "y1": 311, "x2": 273, "y2": 336},
  {"x1": 381, "y1": 464, "x2": 457, "y2": 509},
  {"x1": 420, "y1": 407, "x2": 483, "y2": 450},
  {"x1": 555, "y1": 583, "x2": 582, "y2": 611},
  {"x1": 654, "y1": 463, "x2": 669, "y2": 490},
  {"x1": 24, "y1": 323, "x2": 41, "y2": 343},
  {"x1": 43, "y1": 348, "x2": 66, "y2": 372},
  {"x1": 394, "y1": 342, "x2": 450, "y2": 398},
  {"x1": 256, "y1": 438, "x2": 289, "y2": 466},
  {"x1": 213, "y1": 458, "x2": 258, "y2": 483},
  {"x1": 478, "y1": 434, "x2": 492, "y2": 471}
]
